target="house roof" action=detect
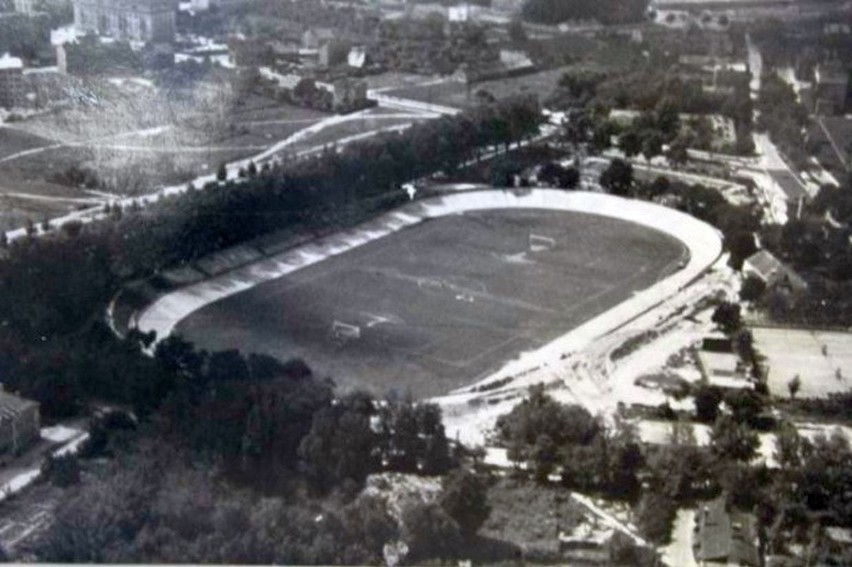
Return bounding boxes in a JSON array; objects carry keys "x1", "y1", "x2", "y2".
[
  {"x1": 0, "y1": 53, "x2": 23, "y2": 71},
  {"x1": 0, "y1": 390, "x2": 38, "y2": 421},
  {"x1": 306, "y1": 27, "x2": 337, "y2": 41},
  {"x1": 743, "y1": 249, "x2": 805, "y2": 288},
  {"x1": 695, "y1": 498, "x2": 759, "y2": 566}
]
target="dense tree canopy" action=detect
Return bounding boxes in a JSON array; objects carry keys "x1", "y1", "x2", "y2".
[{"x1": 522, "y1": 0, "x2": 649, "y2": 26}]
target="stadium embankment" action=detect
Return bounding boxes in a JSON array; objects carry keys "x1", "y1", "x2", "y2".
[{"x1": 123, "y1": 189, "x2": 722, "y2": 357}]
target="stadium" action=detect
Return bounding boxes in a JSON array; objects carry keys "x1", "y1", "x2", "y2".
[{"x1": 136, "y1": 189, "x2": 722, "y2": 398}]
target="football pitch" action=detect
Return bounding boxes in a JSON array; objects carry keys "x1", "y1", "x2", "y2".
[{"x1": 176, "y1": 209, "x2": 686, "y2": 398}]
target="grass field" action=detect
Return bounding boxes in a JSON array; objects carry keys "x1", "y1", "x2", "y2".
[
  {"x1": 383, "y1": 67, "x2": 573, "y2": 110},
  {"x1": 0, "y1": 127, "x2": 54, "y2": 160},
  {"x1": 753, "y1": 327, "x2": 852, "y2": 398},
  {"x1": 176, "y1": 208, "x2": 685, "y2": 398}
]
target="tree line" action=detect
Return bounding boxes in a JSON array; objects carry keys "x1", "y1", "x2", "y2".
[{"x1": 521, "y1": 0, "x2": 649, "y2": 26}]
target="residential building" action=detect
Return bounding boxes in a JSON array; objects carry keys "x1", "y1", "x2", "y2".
[
  {"x1": 693, "y1": 498, "x2": 759, "y2": 566},
  {"x1": 302, "y1": 27, "x2": 336, "y2": 50},
  {"x1": 0, "y1": 389, "x2": 40, "y2": 455},
  {"x1": 742, "y1": 249, "x2": 807, "y2": 292},
  {"x1": 325, "y1": 77, "x2": 368, "y2": 110},
  {"x1": 347, "y1": 45, "x2": 367, "y2": 69},
  {"x1": 72, "y1": 0, "x2": 176, "y2": 43},
  {"x1": 0, "y1": 53, "x2": 24, "y2": 109},
  {"x1": 696, "y1": 348, "x2": 752, "y2": 390}
]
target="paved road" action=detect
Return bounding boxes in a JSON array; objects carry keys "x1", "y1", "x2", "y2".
[{"x1": 662, "y1": 509, "x2": 698, "y2": 567}]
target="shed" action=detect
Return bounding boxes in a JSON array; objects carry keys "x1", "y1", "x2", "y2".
[{"x1": 0, "y1": 389, "x2": 41, "y2": 455}]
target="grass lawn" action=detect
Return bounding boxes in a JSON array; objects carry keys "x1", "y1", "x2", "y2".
[
  {"x1": 0, "y1": 127, "x2": 54, "y2": 160},
  {"x1": 176, "y1": 207, "x2": 683, "y2": 398}
]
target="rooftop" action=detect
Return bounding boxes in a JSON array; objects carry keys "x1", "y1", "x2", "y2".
[
  {"x1": 743, "y1": 249, "x2": 806, "y2": 288},
  {"x1": 695, "y1": 498, "x2": 759, "y2": 566},
  {"x1": 0, "y1": 53, "x2": 23, "y2": 71},
  {"x1": 0, "y1": 389, "x2": 38, "y2": 421}
]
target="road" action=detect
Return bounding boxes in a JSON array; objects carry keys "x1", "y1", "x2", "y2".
[{"x1": 662, "y1": 510, "x2": 698, "y2": 567}]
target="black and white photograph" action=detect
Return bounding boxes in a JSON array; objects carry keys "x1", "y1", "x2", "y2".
[{"x1": 0, "y1": 0, "x2": 850, "y2": 563}]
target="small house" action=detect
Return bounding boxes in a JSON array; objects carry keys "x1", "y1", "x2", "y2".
[
  {"x1": 0, "y1": 389, "x2": 40, "y2": 455},
  {"x1": 742, "y1": 250, "x2": 807, "y2": 293},
  {"x1": 302, "y1": 27, "x2": 337, "y2": 50},
  {"x1": 693, "y1": 497, "x2": 759, "y2": 566}
]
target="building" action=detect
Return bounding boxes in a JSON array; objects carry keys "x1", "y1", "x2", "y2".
[
  {"x1": 13, "y1": 0, "x2": 37, "y2": 15},
  {"x1": 0, "y1": 389, "x2": 40, "y2": 455},
  {"x1": 814, "y1": 61, "x2": 849, "y2": 116},
  {"x1": 693, "y1": 498, "x2": 759, "y2": 566},
  {"x1": 696, "y1": 348, "x2": 752, "y2": 390},
  {"x1": 326, "y1": 77, "x2": 368, "y2": 110},
  {"x1": 347, "y1": 45, "x2": 367, "y2": 69},
  {"x1": 742, "y1": 249, "x2": 807, "y2": 292},
  {"x1": 0, "y1": 53, "x2": 24, "y2": 109},
  {"x1": 73, "y1": 0, "x2": 176, "y2": 43},
  {"x1": 302, "y1": 27, "x2": 336, "y2": 50}
]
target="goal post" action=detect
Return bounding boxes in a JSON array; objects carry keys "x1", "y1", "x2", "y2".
[
  {"x1": 529, "y1": 234, "x2": 556, "y2": 252},
  {"x1": 331, "y1": 320, "x2": 361, "y2": 342}
]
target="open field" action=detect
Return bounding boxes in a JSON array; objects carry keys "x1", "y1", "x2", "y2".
[
  {"x1": 0, "y1": 127, "x2": 54, "y2": 159},
  {"x1": 176, "y1": 208, "x2": 685, "y2": 398},
  {"x1": 753, "y1": 327, "x2": 852, "y2": 398},
  {"x1": 383, "y1": 67, "x2": 573, "y2": 110}
]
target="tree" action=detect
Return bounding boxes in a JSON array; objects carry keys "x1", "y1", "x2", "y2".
[
  {"x1": 711, "y1": 301, "x2": 742, "y2": 335},
  {"x1": 539, "y1": 162, "x2": 579, "y2": 189},
  {"x1": 439, "y1": 470, "x2": 491, "y2": 540},
  {"x1": 497, "y1": 385, "x2": 600, "y2": 462},
  {"x1": 619, "y1": 130, "x2": 642, "y2": 158},
  {"x1": 532, "y1": 433, "x2": 558, "y2": 483},
  {"x1": 641, "y1": 131, "x2": 664, "y2": 162},
  {"x1": 298, "y1": 402, "x2": 377, "y2": 493},
  {"x1": 774, "y1": 420, "x2": 802, "y2": 469},
  {"x1": 216, "y1": 162, "x2": 227, "y2": 182},
  {"x1": 247, "y1": 161, "x2": 258, "y2": 177},
  {"x1": 599, "y1": 158, "x2": 633, "y2": 196},
  {"x1": 694, "y1": 384, "x2": 723, "y2": 424},
  {"x1": 710, "y1": 415, "x2": 759, "y2": 462},
  {"x1": 401, "y1": 502, "x2": 462, "y2": 563},
  {"x1": 635, "y1": 491, "x2": 678, "y2": 544},
  {"x1": 666, "y1": 136, "x2": 689, "y2": 168},
  {"x1": 647, "y1": 444, "x2": 713, "y2": 502},
  {"x1": 590, "y1": 121, "x2": 615, "y2": 154},
  {"x1": 42, "y1": 453, "x2": 81, "y2": 487},
  {"x1": 740, "y1": 275, "x2": 766, "y2": 302},
  {"x1": 787, "y1": 375, "x2": 801, "y2": 400},
  {"x1": 725, "y1": 388, "x2": 764, "y2": 427}
]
